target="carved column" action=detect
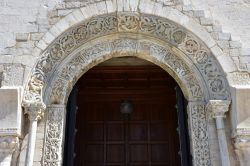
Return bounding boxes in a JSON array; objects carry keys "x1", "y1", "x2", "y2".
[
  {"x1": 234, "y1": 135, "x2": 250, "y2": 166},
  {"x1": 43, "y1": 104, "x2": 66, "y2": 166},
  {"x1": 187, "y1": 102, "x2": 210, "y2": 166},
  {"x1": 23, "y1": 102, "x2": 45, "y2": 166},
  {"x1": 207, "y1": 100, "x2": 231, "y2": 166}
]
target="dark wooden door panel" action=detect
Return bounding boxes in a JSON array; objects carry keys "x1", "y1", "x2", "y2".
[{"x1": 72, "y1": 66, "x2": 181, "y2": 166}]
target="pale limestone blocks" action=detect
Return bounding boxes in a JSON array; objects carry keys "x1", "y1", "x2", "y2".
[{"x1": 0, "y1": 88, "x2": 22, "y2": 166}]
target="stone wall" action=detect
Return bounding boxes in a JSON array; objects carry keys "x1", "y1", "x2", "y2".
[
  {"x1": 0, "y1": 0, "x2": 250, "y2": 86},
  {"x1": 0, "y1": 0, "x2": 249, "y2": 165}
]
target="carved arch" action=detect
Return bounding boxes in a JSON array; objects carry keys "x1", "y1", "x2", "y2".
[
  {"x1": 46, "y1": 35, "x2": 207, "y2": 104},
  {"x1": 22, "y1": 8, "x2": 232, "y2": 166},
  {"x1": 24, "y1": 12, "x2": 230, "y2": 105}
]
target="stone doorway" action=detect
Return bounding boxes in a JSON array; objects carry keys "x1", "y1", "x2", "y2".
[{"x1": 63, "y1": 58, "x2": 191, "y2": 166}]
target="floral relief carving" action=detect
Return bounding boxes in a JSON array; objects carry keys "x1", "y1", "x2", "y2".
[
  {"x1": 189, "y1": 102, "x2": 211, "y2": 166},
  {"x1": 195, "y1": 50, "x2": 209, "y2": 64},
  {"x1": 172, "y1": 30, "x2": 187, "y2": 44},
  {"x1": 50, "y1": 39, "x2": 204, "y2": 104},
  {"x1": 25, "y1": 13, "x2": 230, "y2": 104},
  {"x1": 50, "y1": 79, "x2": 67, "y2": 104},
  {"x1": 23, "y1": 12, "x2": 233, "y2": 166},
  {"x1": 184, "y1": 38, "x2": 199, "y2": 54},
  {"x1": 118, "y1": 13, "x2": 140, "y2": 32},
  {"x1": 43, "y1": 105, "x2": 65, "y2": 166}
]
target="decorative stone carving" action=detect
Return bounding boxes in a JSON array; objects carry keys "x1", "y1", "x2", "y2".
[
  {"x1": 207, "y1": 100, "x2": 231, "y2": 118},
  {"x1": 23, "y1": 97, "x2": 46, "y2": 121},
  {"x1": 23, "y1": 12, "x2": 232, "y2": 166},
  {"x1": 188, "y1": 102, "x2": 211, "y2": 166},
  {"x1": 1, "y1": 64, "x2": 24, "y2": 86},
  {"x1": 43, "y1": 105, "x2": 65, "y2": 166},
  {"x1": 49, "y1": 38, "x2": 205, "y2": 104},
  {"x1": 24, "y1": 13, "x2": 230, "y2": 106},
  {"x1": 228, "y1": 72, "x2": 250, "y2": 85}
]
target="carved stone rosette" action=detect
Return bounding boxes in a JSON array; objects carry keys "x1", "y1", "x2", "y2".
[{"x1": 43, "y1": 105, "x2": 66, "y2": 166}]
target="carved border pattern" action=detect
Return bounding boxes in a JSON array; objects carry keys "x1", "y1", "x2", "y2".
[
  {"x1": 49, "y1": 38, "x2": 204, "y2": 103},
  {"x1": 43, "y1": 105, "x2": 65, "y2": 166},
  {"x1": 43, "y1": 39, "x2": 210, "y2": 166},
  {"x1": 188, "y1": 102, "x2": 210, "y2": 166},
  {"x1": 25, "y1": 12, "x2": 230, "y2": 104},
  {"x1": 25, "y1": 12, "x2": 231, "y2": 166}
]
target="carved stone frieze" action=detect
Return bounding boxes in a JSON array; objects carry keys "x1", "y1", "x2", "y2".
[
  {"x1": 24, "y1": 12, "x2": 230, "y2": 106},
  {"x1": 23, "y1": 12, "x2": 232, "y2": 166},
  {"x1": 188, "y1": 102, "x2": 211, "y2": 166},
  {"x1": 49, "y1": 38, "x2": 205, "y2": 104},
  {"x1": 43, "y1": 105, "x2": 65, "y2": 166}
]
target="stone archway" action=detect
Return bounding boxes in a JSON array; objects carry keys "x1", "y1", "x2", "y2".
[{"x1": 22, "y1": 10, "x2": 232, "y2": 166}]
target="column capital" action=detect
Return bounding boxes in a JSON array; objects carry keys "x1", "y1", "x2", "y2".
[
  {"x1": 23, "y1": 101, "x2": 46, "y2": 121},
  {"x1": 207, "y1": 100, "x2": 231, "y2": 118}
]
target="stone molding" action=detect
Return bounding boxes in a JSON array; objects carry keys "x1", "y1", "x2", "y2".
[
  {"x1": 47, "y1": 36, "x2": 206, "y2": 104},
  {"x1": 207, "y1": 100, "x2": 231, "y2": 118},
  {"x1": 188, "y1": 102, "x2": 211, "y2": 165},
  {"x1": 42, "y1": 105, "x2": 66, "y2": 166},
  {"x1": 20, "y1": 3, "x2": 234, "y2": 166},
  {"x1": 23, "y1": 12, "x2": 230, "y2": 106}
]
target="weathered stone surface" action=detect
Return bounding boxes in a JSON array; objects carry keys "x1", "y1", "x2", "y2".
[
  {"x1": 231, "y1": 86, "x2": 250, "y2": 134},
  {"x1": 0, "y1": 0, "x2": 249, "y2": 166},
  {"x1": 0, "y1": 88, "x2": 22, "y2": 136},
  {"x1": 1, "y1": 64, "x2": 25, "y2": 86}
]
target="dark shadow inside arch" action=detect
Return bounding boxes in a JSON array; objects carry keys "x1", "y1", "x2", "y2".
[{"x1": 63, "y1": 57, "x2": 192, "y2": 166}]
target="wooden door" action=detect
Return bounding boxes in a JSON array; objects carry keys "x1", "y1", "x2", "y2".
[{"x1": 71, "y1": 66, "x2": 182, "y2": 166}]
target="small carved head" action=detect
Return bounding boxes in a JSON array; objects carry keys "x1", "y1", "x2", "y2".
[{"x1": 29, "y1": 76, "x2": 44, "y2": 93}]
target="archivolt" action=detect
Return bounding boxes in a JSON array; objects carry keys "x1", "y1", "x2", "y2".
[
  {"x1": 45, "y1": 35, "x2": 206, "y2": 104},
  {"x1": 20, "y1": 11, "x2": 233, "y2": 166},
  {"x1": 23, "y1": 12, "x2": 230, "y2": 105}
]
